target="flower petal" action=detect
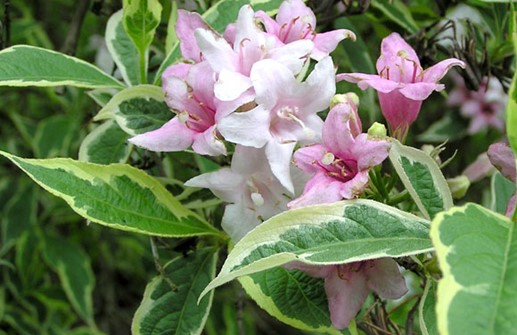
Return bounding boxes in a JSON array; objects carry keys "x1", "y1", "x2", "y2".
[
  {"x1": 376, "y1": 32, "x2": 420, "y2": 73},
  {"x1": 214, "y1": 69, "x2": 253, "y2": 101},
  {"x1": 222, "y1": 203, "x2": 260, "y2": 241},
  {"x1": 398, "y1": 82, "x2": 443, "y2": 100},
  {"x1": 293, "y1": 144, "x2": 327, "y2": 174},
  {"x1": 128, "y1": 117, "x2": 194, "y2": 152},
  {"x1": 265, "y1": 141, "x2": 296, "y2": 193},
  {"x1": 364, "y1": 258, "x2": 408, "y2": 299},
  {"x1": 288, "y1": 173, "x2": 343, "y2": 208},
  {"x1": 312, "y1": 29, "x2": 356, "y2": 61},
  {"x1": 324, "y1": 266, "x2": 370, "y2": 329},
  {"x1": 352, "y1": 134, "x2": 391, "y2": 171},
  {"x1": 337, "y1": 73, "x2": 400, "y2": 93},
  {"x1": 185, "y1": 168, "x2": 244, "y2": 203},
  {"x1": 191, "y1": 125, "x2": 227, "y2": 156},
  {"x1": 176, "y1": 10, "x2": 210, "y2": 62},
  {"x1": 422, "y1": 58, "x2": 465, "y2": 83},
  {"x1": 251, "y1": 59, "x2": 298, "y2": 109},
  {"x1": 195, "y1": 28, "x2": 238, "y2": 73},
  {"x1": 218, "y1": 105, "x2": 271, "y2": 148}
]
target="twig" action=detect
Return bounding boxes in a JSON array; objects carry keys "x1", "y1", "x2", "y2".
[
  {"x1": 405, "y1": 297, "x2": 421, "y2": 335},
  {"x1": 61, "y1": 0, "x2": 90, "y2": 55}
]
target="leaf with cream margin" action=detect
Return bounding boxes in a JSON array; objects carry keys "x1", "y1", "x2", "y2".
[
  {"x1": 132, "y1": 248, "x2": 217, "y2": 335},
  {"x1": 389, "y1": 140, "x2": 453, "y2": 220},
  {"x1": 199, "y1": 199, "x2": 432, "y2": 300},
  {"x1": 78, "y1": 120, "x2": 132, "y2": 164},
  {"x1": 0, "y1": 45, "x2": 124, "y2": 88},
  {"x1": 94, "y1": 84, "x2": 171, "y2": 136},
  {"x1": 239, "y1": 268, "x2": 349, "y2": 334},
  {"x1": 105, "y1": 10, "x2": 140, "y2": 86},
  {"x1": 431, "y1": 203, "x2": 517, "y2": 335},
  {"x1": 0, "y1": 151, "x2": 222, "y2": 238}
]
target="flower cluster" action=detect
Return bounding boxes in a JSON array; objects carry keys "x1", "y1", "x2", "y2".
[{"x1": 129, "y1": 1, "x2": 466, "y2": 330}]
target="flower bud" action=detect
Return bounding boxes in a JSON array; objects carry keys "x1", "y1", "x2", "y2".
[
  {"x1": 330, "y1": 93, "x2": 359, "y2": 109},
  {"x1": 447, "y1": 175, "x2": 470, "y2": 199},
  {"x1": 367, "y1": 122, "x2": 387, "y2": 139}
]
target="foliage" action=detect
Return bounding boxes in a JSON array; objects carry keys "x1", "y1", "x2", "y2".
[{"x1": 0, "y1": 0, "x2": 515, "y2": 334}]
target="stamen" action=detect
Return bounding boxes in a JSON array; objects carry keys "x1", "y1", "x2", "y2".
[
  {"x1": 251, "y1": 192, "x2": 265, "y2": 207},
  {"x1": 321, "y1": 152, "x2": 335, "y2": 165},
  {"x1": 178, "y1": 111, "x2": 189, "y2": 123}
]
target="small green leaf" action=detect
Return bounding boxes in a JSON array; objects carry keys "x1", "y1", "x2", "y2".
[
  {"x1": 106, "y1": 10, "x2": 140, "y2": 86},
  {"x1": 153, "y1": 0, "x2": 284, "y2": 84},
  {"x1": 431, "y1": 203, "x2": 517, "y2": 335},
  {"x1": 0, "y1": 151, "x2": 221, "y2": 238},
  {"x1": 201, "y1": 199, "x2": 431, "y2": 299},
  {"x1": 122, "y1": 0, "x2": 162, "y2": 83},
  {"x1": 43, "y1": 235, "x2": 95, "y2": 326},
  {"x1": 94, "y1": 85, "x2": 170, "y2": 136},
  {"x1": 79, "y1": 121, "x2": 132, "y2": 164},
  {"x1": 491, "y1": 172, "x2": 516, "y2": 214},
  {"x1": 389, "y1": 140, "x2": 453, "y2": 220},
  {"x1": 240, "y1": 268, "x2": 347, "y2": 334},
  {"x1": 0, "y1": 45, "x2": 124, "y2": 88},
  {"x1": 418, "y1": 278, "x2": 437, "y2": 335},
  {"x1": 132, "y1": 248, "x2": 217, "y2": 335},
  {"x1": 371, "y1": 0, "x2": 419, "y2": 33},
  {"x1": 506, "y1": 11, "x2": 517, "y2": 220}
]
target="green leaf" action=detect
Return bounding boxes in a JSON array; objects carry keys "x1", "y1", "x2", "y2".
[
  {"x1": 106, "y1": 10, "x2": 140, "y2": 86},
  {"x1": 1, "y1": 182, "x2": 37, "y2": 252},
  {"x1": 0, "y1": 151, "x2": 221, "y2": 238},
  {"x1": 87, "y1": 89, "x2": 117, "y2": 107},
  {"x1": 491, "y1": 172, "x2": 516, "y2": 214},
  {"x1": 240, "y1": 268, "x2": 347, "y2": 334},
  {"x1": 42, "y1": 235, "x2": 95, "y2": 327},
  {"x1": 389, "y1": 140, "x2": 453, "y2": 220},
  {"x1": 0, "y1": 45, "x2": 124, "y2": 88},
  {"x1": 34, "y1": 114, "x2": 79, "y2": 158},
  {"x1": 94, "y1": 85, "x2": 170, "y2": 136},
  {"x1": 201, "y1": 199, "x2": 431, "y2": 299},
  {"x1": 371, "y1": 0, "x2": 419, "y2": 33},
  {"x1": 417, "y1": 113, "x2": 467, "y2": 143},
  {"x1": 79, "y1": 121, "x2": 132, "y2": 164},
  {"x1": 132, "y1": 248, "x2": 217, "y2": 335},
  {"x1": 122, "y1": 0, "x2": 162, "y2": 83},
  {"x1": 418, "y1": 279, "x2": 437, "y2": 335},
  {"x1": 507, "y1": 11, "x2": 517, "y2": 220},
  {"x1": 431, "y1": 203, "x2": 517, "y2": 335},
  {"x1": 153, "y1": 0, "x2": 284, "y2": 84}
]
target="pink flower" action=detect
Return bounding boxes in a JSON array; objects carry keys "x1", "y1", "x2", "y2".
[
  {"x1": 175, "y1": 9, "x2": 212, "y2": 62},
  {"x1": 447, "y1": 76, "x2": 506, "y2": 134},
  {"x1": 129, "y1": 62, "x2": 242, "y2": 156},
  {"x1": 254, "y1": 0, "x2": 355, "y2": 60},
  {"x1": 487, "y1": 142, "x2": 516, "y2": 183},
  {"x1": 288, "y1": 94, "x2": 391, "y2": 208},
  {"x1": 185, "y1": 145, "x2": 294, "y2": 241},
  {"x1": 195, "y1": 5, "x2": 313, "y2": 103},
  {"x1": 286, "y1": 258, "x2": 407, "y2": 329},
  {"x1": 487, "y1": 142, "x2": 516, "y2": 218},
  {"x1": 338, "y1": 32, "x2": 465, "y2": 141},
  {"x1": 218, "y1": 56, "x2": 336, "y2": 193}
]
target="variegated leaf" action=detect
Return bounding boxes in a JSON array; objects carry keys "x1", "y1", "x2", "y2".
[
  {"x1": 389, "y1": 140, "x2": 453, "y2": 220},
  {"x1": 200, "y1": 199, "x2": 432, "y2": 299}
]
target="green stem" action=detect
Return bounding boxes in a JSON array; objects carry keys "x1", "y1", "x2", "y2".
[
  {"x1": 139, "y1": 51, "x2": 147, "y2": 84},
  {"x1": 387, "y1": 190, "x2": 410, "y2": 206}
]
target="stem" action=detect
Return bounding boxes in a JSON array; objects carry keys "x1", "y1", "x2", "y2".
[
  {"x1": 140, "y1": 50, "x2": 147, "y2": 84},
  {"x1": 387, "y1": 190, "x2": 410, "y2": 206}
]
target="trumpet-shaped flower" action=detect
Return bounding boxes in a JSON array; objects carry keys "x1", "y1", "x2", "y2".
[
  {"x1": 254, "y1": 0, "x2": 355, "y2": 60},
  {"x1": 447, "y1": 75, "x2": 506, "y2": 134},
  {"x1": 195, "y1": 5, "x2": 313, "y2": 103},
  {"x1": 286, "y1": 258, "x2": 407, "y2": 329},
  {"x1": 338, "y1": 32, "x2": 465, "y2": 140},
  {"x1": 129, "y1": 62, "x2": 244, "y2": 156},
  {"x1": 185, "y1": 145, "x2": 294, "y2": 241},
  {"x1": 218, "y1": 56, "x2": 335, "y2": 193},
  {"x1": 288, "y1": 94, "x2": 390, "y2": 208}
]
